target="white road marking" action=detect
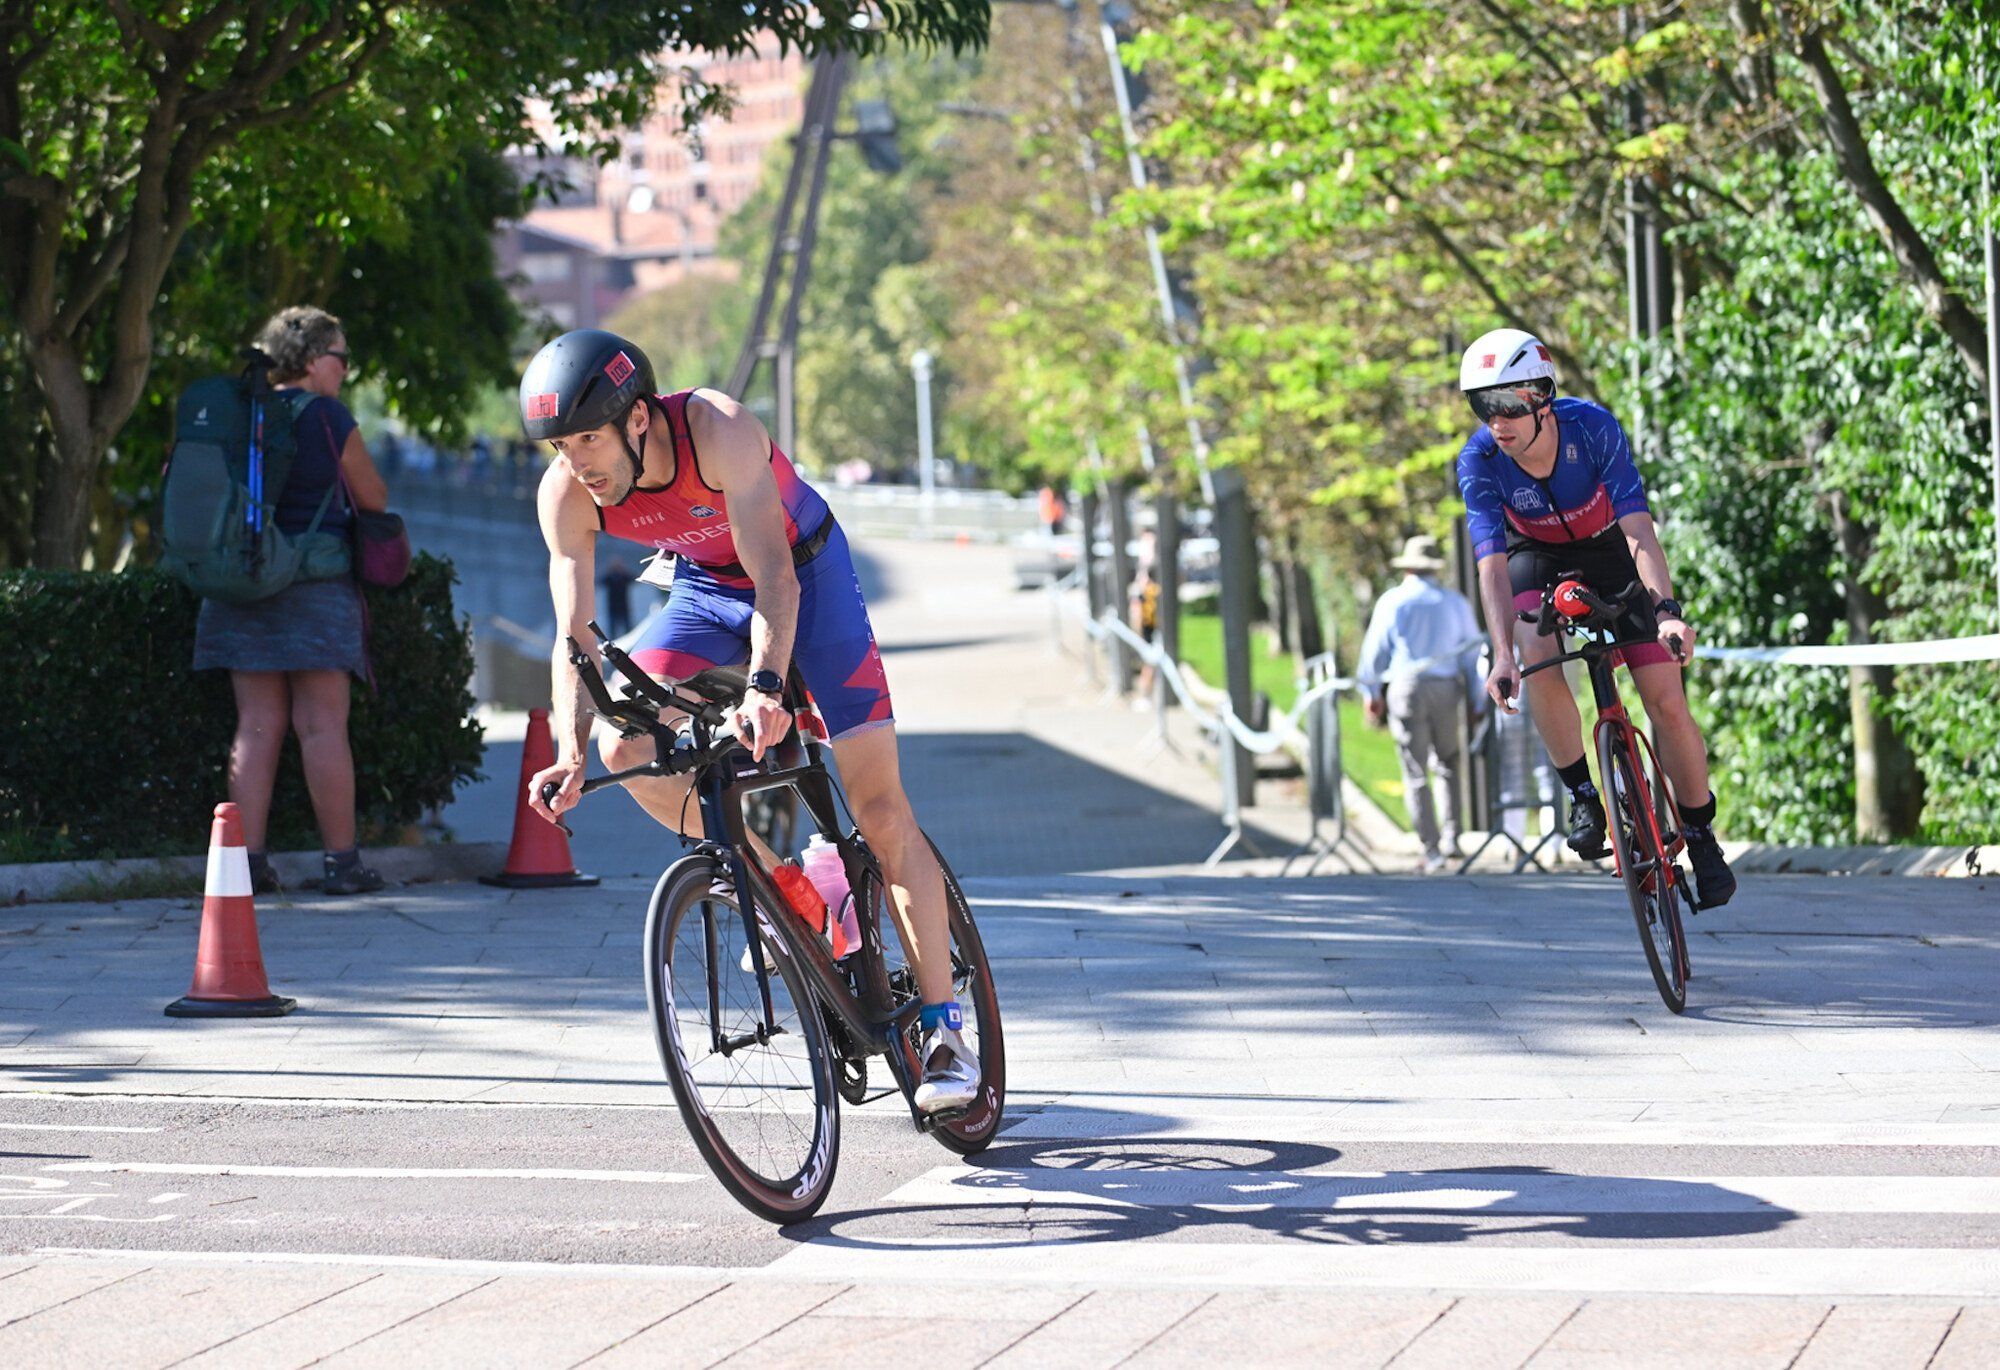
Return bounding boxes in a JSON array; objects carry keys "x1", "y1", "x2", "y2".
[
  {"x1": 37, "y1": 1246, "x2": 760, "y2": 1281},
  {"x1": 0, "y1": 1122, "x2": 164, "y2": 1134},
  {"x1": 44, "y1": 1162, "x2": 703, "y2": 1184},
  {"x1": 5, "y1": 1091, "x2": 1997, "y2": 1148},
  {"x1": 0, "y1": 1090, "x2": 685, "y2": 1114},
  {"x1": 999, "y1": 1105, "x2": 2000, "y2": 1148}
]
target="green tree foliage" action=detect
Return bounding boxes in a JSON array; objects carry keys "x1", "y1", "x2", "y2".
[
  {"x1": 718, "y1": 48, "x2": 991, "y2": 479},
  {"x1": 0, "y1": 0, "x2": 991, "y2": 569},
  {"x1": 605, "y1": 273, "x2": 757, "y2": 395},
  {"x1": 923, "y1": 0, "x2": 1998, "y2": 842},
  {"x1": 915, "y1": 2, "x2": 1183, "y2": 496}
]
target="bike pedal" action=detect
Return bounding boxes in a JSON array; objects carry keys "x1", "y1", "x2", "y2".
[{"x1": 917, "y1": 1106, "x2": 970, "y2": 1132}]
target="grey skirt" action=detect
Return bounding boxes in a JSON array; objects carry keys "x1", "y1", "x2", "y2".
[{"x1": 194, "y1": 577, "x2": 367, "y2": 677}]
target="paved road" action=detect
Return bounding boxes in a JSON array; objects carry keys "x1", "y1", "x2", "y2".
[{"x1": 6, "y1": 539, "x2": 2000, "y2": 1365}]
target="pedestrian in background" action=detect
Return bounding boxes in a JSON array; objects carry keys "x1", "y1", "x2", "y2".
[
  {"x1": 1358, "y1": 534, "x2": 1484, "y2": 873},
  {"x1": 192, "y1": 305, "x2": 391, "y2": 895},
  {"x1": 1039, "y1": 484, "x2": 1067, "y2": 538},
  {"x1": 1128, "y1": 526, "x2": 1161, "y2": 705}
]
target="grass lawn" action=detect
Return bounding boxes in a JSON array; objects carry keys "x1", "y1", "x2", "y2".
[{"x1": 1173, "y1": 600, "x2": 1411, "y2": 829}]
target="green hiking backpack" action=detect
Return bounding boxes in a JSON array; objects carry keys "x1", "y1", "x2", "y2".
[{"x1": 159, "y1": 353, "x2": 352, "y2": 603}]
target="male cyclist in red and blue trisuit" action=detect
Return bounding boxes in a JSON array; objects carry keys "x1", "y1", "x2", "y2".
[
  {"x1": 517, "y1": 329, "x2": 982, "y2": 1112},
  {"x1": 1455, "y1": 328, "x2": 1735, "y2": 908}
]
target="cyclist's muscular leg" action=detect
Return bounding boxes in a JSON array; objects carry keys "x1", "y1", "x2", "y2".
[
  {"x1": 1629, "y1": 662, "x2": 1711, "y2": 805},
  {"x1": 597, "y1": 726, "x2": 785, "y2": 871},
  {"x1": 830, "y1": 724, "x2": 952, "y2": 1006},
  {"x1": 1514, "y1": 619, "x2": 1587, "y2": 769}
]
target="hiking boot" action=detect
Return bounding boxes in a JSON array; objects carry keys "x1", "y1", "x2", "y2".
[
  {"x1": 1685, "y1": 828, "x2": 1736, "y2": 910},
  {"x1": 1567, "y1": 792, "x2": 1610, "y2": 861}
]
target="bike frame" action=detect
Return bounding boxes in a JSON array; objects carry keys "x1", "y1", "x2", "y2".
[
  {"x1": 1580, "y1": 650, "x2": 1684, "y2": 894},
  {"x1": 560, "y1": 626, "x2": 931, "y2": 1114}
]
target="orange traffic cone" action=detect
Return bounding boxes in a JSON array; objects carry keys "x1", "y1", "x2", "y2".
[
  {"x1": 166, "y1": 803, "x2": 297, "y2": 1018},
  {"x1": 481, "y1": 707, "x2": 600, "y2": 889}
]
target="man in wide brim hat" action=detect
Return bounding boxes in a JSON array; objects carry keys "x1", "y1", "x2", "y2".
[
  {"x1": 1389, "y1": 534, "x2": 1448, "y2": 574},
  {"x1": 1358, "y1": 532, "x2": 1483, "y2": 872}
]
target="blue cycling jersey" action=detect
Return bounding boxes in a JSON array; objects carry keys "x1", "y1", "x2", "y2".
[{"x1": 1456, "y1": 397, "x2": 1651, "y2": 561}]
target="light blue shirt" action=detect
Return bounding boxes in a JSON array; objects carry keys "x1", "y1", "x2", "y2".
[{"x1": 1357, "y1": 574, "x2": 1483, "y2": 705}]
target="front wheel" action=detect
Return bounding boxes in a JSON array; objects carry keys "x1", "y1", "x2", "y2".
[
  {"x1": 1598, "y1": 724, "x2": 1687, "y2": 1014},
  {"x1": 645, "y1": 857, "x2": 840, "y2": 1223}
]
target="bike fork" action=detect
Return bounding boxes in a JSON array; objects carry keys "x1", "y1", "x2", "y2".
[{"x1": 696, "y1": 770, "x2": 782, "y2": 1046}]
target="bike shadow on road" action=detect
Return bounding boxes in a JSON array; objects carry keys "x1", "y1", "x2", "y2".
[{"x1": 783, "y1": 1126, "x2": 1797, "y2": 1249}]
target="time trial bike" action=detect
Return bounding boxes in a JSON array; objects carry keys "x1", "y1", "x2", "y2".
[{"x1": 545, "y1": 623, "x2": 1006, "y2": 1220}]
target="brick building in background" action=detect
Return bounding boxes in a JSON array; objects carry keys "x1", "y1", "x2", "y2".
[{"x1": 497, "y1": 38, "x2": 806, "y2": 330}]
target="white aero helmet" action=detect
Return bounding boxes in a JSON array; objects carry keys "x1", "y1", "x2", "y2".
[{"x1": 1459, "y1": 328, "x2": 1557, "y2": 424}]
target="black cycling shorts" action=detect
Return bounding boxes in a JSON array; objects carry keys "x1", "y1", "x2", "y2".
[{"x1": 1507, "y1": 533, "x2": 1671, "y2": 667}]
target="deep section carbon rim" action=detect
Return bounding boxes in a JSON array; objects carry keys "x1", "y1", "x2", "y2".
[
  {"x1": 1601, "y1": 732, "x2": 1686, "y2": 1013},
  {"x1": 650, "y1": 868, "x2": 837, "y2": 1213}
]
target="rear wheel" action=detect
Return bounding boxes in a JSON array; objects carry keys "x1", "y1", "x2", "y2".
[
  {"x1": 645, "y1": 858, "x2": 840, "y2": 1223},
  {"x1": 1598, "y1": 725, "x2": 1686, "y2": 1014}
]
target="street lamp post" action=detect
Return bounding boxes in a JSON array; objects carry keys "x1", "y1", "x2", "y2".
[{"x1": 911, "y1": 348, "x2": 937, "y2": 505}]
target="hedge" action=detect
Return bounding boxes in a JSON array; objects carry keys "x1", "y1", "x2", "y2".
[{"x1": 0, "y1": 555, "x2": 483, "y2": 862}]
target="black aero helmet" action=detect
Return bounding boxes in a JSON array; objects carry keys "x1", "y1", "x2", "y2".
[{"x1": 518, "y1": 329, "x2": 656, "y2": 441}]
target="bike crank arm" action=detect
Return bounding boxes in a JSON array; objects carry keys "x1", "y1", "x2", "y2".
[
  {"x1": 873, "y1": 1009, "x2": 972, "y2": 1134},
  {"x1": 717, "y1": 1023, "x2": 789, "y2": 1056}
]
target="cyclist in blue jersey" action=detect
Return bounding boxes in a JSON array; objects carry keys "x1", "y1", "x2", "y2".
[{"x1": 1455, "y1": 329, "x2": 1735, "y2": 908}]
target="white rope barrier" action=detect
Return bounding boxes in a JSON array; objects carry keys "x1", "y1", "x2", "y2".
[{"x1": 1704, "y1": 633, "x2": 2000, "y2": 666}]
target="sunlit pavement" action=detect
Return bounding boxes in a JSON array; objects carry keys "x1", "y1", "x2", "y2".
[{"x1": 6, "y1": 541, "x2": 1998, "y2": 1366}]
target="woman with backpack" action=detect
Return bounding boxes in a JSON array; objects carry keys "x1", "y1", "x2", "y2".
[{"x1": 190, "y1": 306, "x2": 391, "y2": 895}]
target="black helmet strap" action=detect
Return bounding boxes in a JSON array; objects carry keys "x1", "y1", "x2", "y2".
[{"x1": 607, "y1": 395, "x2": 650, "y2": 506}]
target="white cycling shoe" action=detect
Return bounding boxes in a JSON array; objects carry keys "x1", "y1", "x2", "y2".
[{"x1": 913, "y1": 1024, "x2": 981, "y2": 1114}]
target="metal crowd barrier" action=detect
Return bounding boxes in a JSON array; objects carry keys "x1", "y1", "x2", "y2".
[{"x1": 1048, "y1": 570, "x2": 1479, "y2": 869}]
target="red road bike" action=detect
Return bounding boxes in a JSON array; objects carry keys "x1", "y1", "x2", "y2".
[{"x1": 1512, "y1": 579, "x2": 1697, "y2": 1013}]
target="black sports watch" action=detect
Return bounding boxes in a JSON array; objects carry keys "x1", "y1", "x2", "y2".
[
  {"x1": 747, "y1": 668, "x2": 784, "y2": 697},
  {"x1": 1653, "y1": 597, "x2": 1684, "y2": 620}
]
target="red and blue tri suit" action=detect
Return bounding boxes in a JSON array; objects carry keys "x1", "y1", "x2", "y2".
[
  {"x1": 1455, "y1": 396, "x2": 1670, "y2": 667},
  {"x1": 599, "y1": 390, "x2": 894, "y2": 739}
]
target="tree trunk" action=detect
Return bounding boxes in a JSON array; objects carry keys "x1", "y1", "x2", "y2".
[
  {"x1": 1828, "y1": 491, "x2": 1925, "y2": 840},
  {"x1": 1269, "y1": 543, "x2": 1294, "y2": 654},
  {"x1": 1792, "y1": 26, "x2": 1990, "y2": 389},
  {"x1": 25, "y1": 338, "x2": 103, "y2": 569},
  {"x1": 1286, "y1": 553, "x2": 1325, "y2": 662}
]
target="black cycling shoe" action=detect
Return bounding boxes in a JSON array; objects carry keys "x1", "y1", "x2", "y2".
[
  {"x1": 1566, "y1": 792, "x2": 1610, "y2": 861},
  {"x1": 1684, "y1": 829, "x2": 1736, "y2": 909},
  {"x1": 320, "y1": 860, "x2": 385, "y2": 896}
]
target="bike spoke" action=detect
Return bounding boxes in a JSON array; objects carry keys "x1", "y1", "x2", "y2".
[{"x1": 663, "y1": 891, "x2": 824, "y2": 1187}]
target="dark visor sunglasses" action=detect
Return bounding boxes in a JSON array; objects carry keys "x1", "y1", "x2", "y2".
[{"x1": 1467, "y1": 381, "x2": 1551, "y2": 422}]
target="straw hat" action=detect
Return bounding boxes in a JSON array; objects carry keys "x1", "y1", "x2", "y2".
[{"x1": 1390, "y1": 534, "x2": 1447, "y2": 573}]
